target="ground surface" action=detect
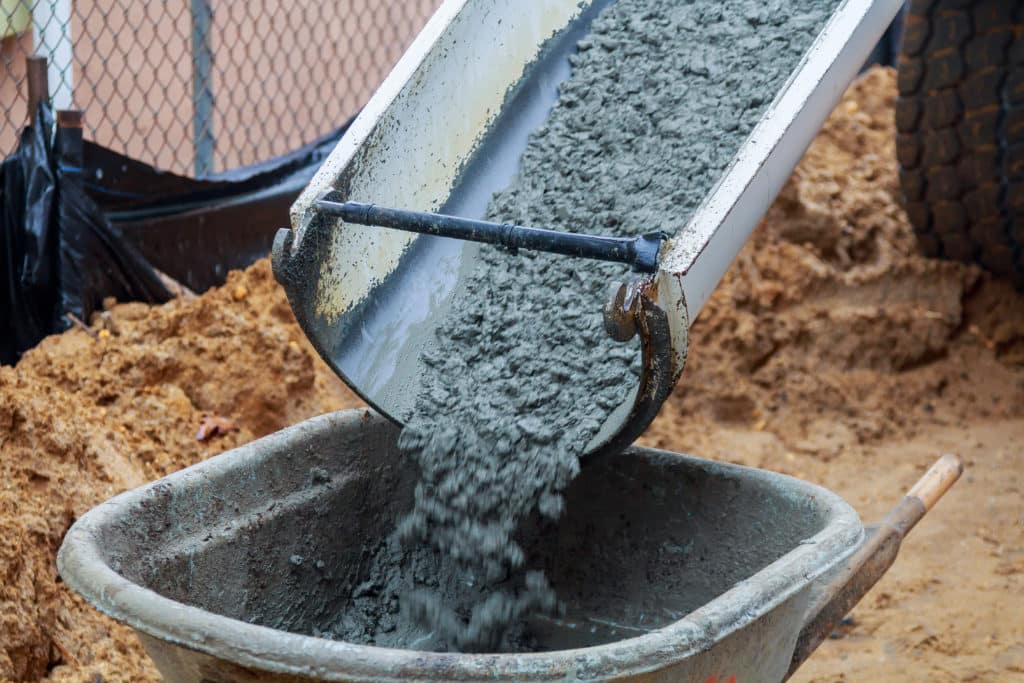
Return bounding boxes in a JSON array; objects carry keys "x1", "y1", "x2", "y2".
[
  {"x1": 0, "y1": 262, "x2": 361, "y2": 682},
  {"x1": 0, "y1": 67, "x2": 1021, "y2": 682},
  {"x1": 641, "y1": 68, "x2": 1024, "y2": 682}
]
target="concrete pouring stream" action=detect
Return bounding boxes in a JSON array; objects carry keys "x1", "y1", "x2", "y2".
[{"x1": 324, "y1": 0, "x2": 841, "y2": 652}]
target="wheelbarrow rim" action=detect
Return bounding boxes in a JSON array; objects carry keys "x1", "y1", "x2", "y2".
[{"x1": 57, "y1": 409, "x2": 864, "y2": 682}]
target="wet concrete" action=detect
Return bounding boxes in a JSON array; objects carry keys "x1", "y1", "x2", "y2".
[{"x1": 328, "y1": 0, "x2": 838, "y2": 651}]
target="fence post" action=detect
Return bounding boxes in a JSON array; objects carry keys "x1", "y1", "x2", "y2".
[
  {"x1": 26, "y1": 56, "x2": 49, "y2": 121},
  {"x1": 55, "y1": 108, "x2": 84, "y2": 168},
  {"x1": 191, "y1": 0, "x2": 215, "y2": 177},
  {"x1": 31, "y1": 0, "x2": 73, "y2": 110}
]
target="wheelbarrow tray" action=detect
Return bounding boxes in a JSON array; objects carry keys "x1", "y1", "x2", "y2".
[{"x1": 58, "y1": 409, "x2": 864, "y2": 682}]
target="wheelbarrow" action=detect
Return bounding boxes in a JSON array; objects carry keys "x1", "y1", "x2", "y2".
[{"x1": 57, "y1": 410, "x2": 961, "y2": 682}]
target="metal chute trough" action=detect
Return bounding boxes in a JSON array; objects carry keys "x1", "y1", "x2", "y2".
[{"x1": 272, "y1": 0, "x2": 906, "y2": 454}]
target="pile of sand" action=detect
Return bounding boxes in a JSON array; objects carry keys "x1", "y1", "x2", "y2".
[
  {"x1": 0, "y1": 261, "x2": 360, "y2": 681},
  {"x1": 0, "y1": 67, "x2": 1020, "y2": 682},
  {"x1": 646, "y1": 67, "x2": 1024, "y2": 454}
]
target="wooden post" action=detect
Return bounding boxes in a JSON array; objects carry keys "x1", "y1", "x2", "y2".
[
  {"x1": 55, "y1": 109, "x2": 84, "y2": 168},
  {"x1": 26, "y1": 56, "x2": 49, "y2": 121}
]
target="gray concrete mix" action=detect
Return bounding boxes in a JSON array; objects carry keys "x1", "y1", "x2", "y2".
[{"x1": 328, "y1": 0, "x2": 838, "y2": 652}]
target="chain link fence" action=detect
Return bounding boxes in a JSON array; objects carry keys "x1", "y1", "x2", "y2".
[{"x1": 1, "y1": 0, "x2": 440, "y2": 176}]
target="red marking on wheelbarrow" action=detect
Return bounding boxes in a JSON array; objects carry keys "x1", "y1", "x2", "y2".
[
  {"x1": 700, "y1": 671, "x2": 741, "y2": 683},
  {"x1": 700, "y1": 675, "x2": 737, "y2": 683}
]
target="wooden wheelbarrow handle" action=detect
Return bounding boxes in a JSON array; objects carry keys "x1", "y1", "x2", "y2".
[
  {"x1": 786, "y1": 454, "x2": 963, "y2": 678},
  {"x1": 907, "y1": 454, "x2": 963, "y2": 514}
]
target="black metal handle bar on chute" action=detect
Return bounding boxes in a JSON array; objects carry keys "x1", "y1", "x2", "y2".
[{"x1": 315, "y1": 199, "x2": 668, "y2": 273}]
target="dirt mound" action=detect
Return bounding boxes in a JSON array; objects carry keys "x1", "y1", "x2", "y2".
[
  {"x1": 0, "y1": 260, "x2": 360, "y2": 681},
  {"x1": 646, "y1": 67, "x2": 1024, "y2": 457}
]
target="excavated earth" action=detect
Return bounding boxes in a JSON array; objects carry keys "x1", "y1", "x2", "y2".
[{"x1": 1, "y1": 67, "x2": 1022, "y2": 682}]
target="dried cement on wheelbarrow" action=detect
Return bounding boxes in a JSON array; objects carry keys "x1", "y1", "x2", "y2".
[
  {"x1": 346, "y1": 0, "x2": 841, "y2": 652},
  {"x1": 2, "y1": 67, "x2": 1022, "y2": 683}
]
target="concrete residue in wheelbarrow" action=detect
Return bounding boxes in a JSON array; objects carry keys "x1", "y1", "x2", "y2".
[{"x1": 328, "y1": 0, "x2": 838, "y2": 651}]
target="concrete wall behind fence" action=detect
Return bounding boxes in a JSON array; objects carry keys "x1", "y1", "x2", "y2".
[{"x1": 1, "y1": 0, "x2": 440, "y2": 175}]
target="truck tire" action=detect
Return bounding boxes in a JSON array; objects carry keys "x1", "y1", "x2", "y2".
[{"x1": 896, "y1": 0, "x2": 1024, "y2": 288}]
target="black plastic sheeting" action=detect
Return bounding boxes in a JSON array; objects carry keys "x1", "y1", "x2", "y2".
[
  {"x1": 89, "y1": 123, "x2": 344, "y2": 295},
  {"x1": 1, "y1": 103, "x2": 348, "y2": 365},
  {"x1": 1, "y1": 105, "x2": 56, "y2": 362},
  {"x1": 2, "y1": 104, "x2": 170, "y2": 364}
]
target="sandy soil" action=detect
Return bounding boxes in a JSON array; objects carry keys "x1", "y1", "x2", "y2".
[
  {"x1": 0, "y1": 262, "x2": 360, "y2": 682},
  {"x1": 641, "y1": 67, "x2": 1024, "y2": 682},
  {"x1": 0, "y1": 66, "x2": 1021, "y2": 681}
]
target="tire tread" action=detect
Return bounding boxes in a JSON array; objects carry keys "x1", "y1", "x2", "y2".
[{"x1": 897, "y1": 0, "x2": 1024, "y2": 288}]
